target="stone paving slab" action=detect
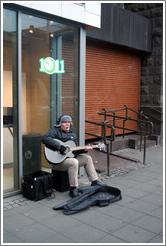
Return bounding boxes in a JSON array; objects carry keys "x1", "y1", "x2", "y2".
[
  {"x1": 131, "y1": 214, "x2": 163, "y2": 234},
  {"x1": 111, "y1": 224, "x2": 157, "y2": 243}
]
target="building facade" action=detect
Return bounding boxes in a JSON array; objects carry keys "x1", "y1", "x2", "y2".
[
  {"x1": 2, "y1": 2, "x2": 101, "y2": 196},
  {"x1": 2, "y1": 2, "x2": 163, "y2": 197}
]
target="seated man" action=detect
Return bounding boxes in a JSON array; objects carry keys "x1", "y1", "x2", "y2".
[{"x1": 42, "y1": 115, "x2": 103, "y2": 198}]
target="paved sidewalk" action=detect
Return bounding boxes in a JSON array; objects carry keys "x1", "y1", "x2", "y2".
[{"x1": 2, "y1": 145, "x2": 164, "y2": 244}]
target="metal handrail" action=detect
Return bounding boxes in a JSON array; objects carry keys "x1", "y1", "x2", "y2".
[
  {"x1": 99, "y1": 104, "x2": 153, "y2": 139},
  {"x1": 99, "y1": 105, "x2": 150, "y2": 120},
  {"x1": 104, "y1": 117, "x2": 153, "y2": 135},
  {"x1": 140, "y1": 112, "x2": 163, "y2": 123},
  {"x1": 85, "y1": 106, "x2": 154, "y2": 174},
  {"x1": 85, "y1": 120, "x2": 115, "y2": 176},
  {"x1": 142, "y1": 106, "x2": 163, "y2": 114},
  {"x1": 85, "y1": 120, "x2": 115, "y2": 143}
]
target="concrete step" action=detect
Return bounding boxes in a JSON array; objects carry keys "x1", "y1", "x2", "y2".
[
  {"x1": 109, "y1": 134, "x2": 157, "y2": 151},
  {"x1": 128, "y1": 138, "x2": 157, "y2": 150}
]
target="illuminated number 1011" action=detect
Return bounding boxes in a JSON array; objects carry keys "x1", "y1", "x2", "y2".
[{"x1": 39, "y1": 57, "x2": 65, "y2": 75}]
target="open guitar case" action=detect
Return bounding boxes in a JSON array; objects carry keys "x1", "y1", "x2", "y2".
[{"x1": 53, "y1": 184, "x2": 122, "y2": 215}]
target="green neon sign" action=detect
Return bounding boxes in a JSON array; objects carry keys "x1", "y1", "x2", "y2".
[{"x1": 39, "y1": 57, "x2": 65, "y2": 74}]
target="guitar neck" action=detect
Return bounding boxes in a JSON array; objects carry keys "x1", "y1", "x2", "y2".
[{"x1": 70, "y1": 145, "x2": 98, "y2": 151}]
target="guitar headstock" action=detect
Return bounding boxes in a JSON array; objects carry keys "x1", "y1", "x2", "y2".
[{"x1": 97, "y1": 143, "x2": 106, "y2": 151}]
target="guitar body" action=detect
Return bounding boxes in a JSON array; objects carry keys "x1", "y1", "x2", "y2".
[
  {"x1": 44, "y1": 139, "x2": 105, "y2": 165},
  {"x1": 44, "y1": 139, "x2": 76, "y2": 164}
]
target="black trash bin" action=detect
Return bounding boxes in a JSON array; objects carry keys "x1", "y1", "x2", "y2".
[{"x1": 23, "y1": 134, "x2": 42, "y2": 174}]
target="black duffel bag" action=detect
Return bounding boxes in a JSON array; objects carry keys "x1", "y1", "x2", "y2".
[{"x1": 22, "y1": 170, "x2": 53, "y2": 201}]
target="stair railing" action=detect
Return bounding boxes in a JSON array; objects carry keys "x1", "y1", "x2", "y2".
[
  {"x1": 98, "y1": 105, "x2": 153, "y2": 164},
  {"x1": 85, "y1": 120, "x2": 115, "y2": 176},
  {"x1": 85, "y1": 105, "x2": 154, "y2": 175}
]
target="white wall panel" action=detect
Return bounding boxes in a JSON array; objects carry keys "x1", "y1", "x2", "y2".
[
  {"x1": 61, "y1": 3, "x2": 84, "y2": 24},
  {"x1": 14, "y1": 2, "x2": 101, "y2": 28},
  {"x1": 85, "y1": 2, "x2": 101, "y2": 15}
]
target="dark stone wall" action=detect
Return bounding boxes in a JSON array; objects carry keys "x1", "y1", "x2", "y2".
[
  {"x1": 124, "y1": 3, "x2": 163, "y2": 138},
  {"x1": 87, "y1": 4, "x2": 152, "y2": 52}
]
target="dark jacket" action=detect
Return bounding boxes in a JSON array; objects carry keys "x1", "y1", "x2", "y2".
[{"x1": 42, "y1": 126, "x2": 86, "y2": 156}]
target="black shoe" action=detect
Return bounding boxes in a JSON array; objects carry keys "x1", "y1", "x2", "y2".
[
  {"x1": 91, "y1": 180, "x2": 106, "y2": 186},
  {"x1": 69, "y1": 188, "x2": 81, "y2": 198}
]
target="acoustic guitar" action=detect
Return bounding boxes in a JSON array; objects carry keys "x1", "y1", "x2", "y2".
[{"x1": 44, "y1": 139, "x2": 105, "y2": 164}]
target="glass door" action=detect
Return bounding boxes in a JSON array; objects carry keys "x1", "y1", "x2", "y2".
[
  {"x1": 3, "y1": 9, "x2": 19, "y2": 194},
  {"x1": 21, "y1": 13, "x2": 79, "y2": 171},
  {"x1": 3, "y1": 8, "x2": 80, "y2": 194}
]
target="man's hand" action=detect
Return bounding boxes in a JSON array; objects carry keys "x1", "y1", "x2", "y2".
[
  {"x1": 59, "y1": 145, "x2": 67, "y2": 155},
  {"x1": 84, "y1": 144, "x2": 92, "y2": 151}
]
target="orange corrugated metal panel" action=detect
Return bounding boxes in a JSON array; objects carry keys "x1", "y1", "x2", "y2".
[{"x1": 85, "y1": 41, "x2": 141, "y2": 139}]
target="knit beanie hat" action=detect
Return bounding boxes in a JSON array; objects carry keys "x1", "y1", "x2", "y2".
[{"x1": 54, "y1": 115, "x2": 72, "y2": 127}]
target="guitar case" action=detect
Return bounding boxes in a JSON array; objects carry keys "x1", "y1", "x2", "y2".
[{"x1": 53, "y1": 185, "x2": 122, "y2": 215}]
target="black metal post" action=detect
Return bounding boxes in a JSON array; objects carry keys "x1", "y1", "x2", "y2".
[
  {"x1": 103, "y1": 108, "x2": 107, "y2": 121},
  {"x1": 123, "y1": 120, "x2": 125, "y2": 138},
  {"x1": 106, "y1": 141, "x2": 110, "y2": 176},
  {"x1": 143, "y1": 134, "x2": 146, "y2": 164},
  {"x1": 140, "y1": 132, "x2": 142, "y2": 151}
]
